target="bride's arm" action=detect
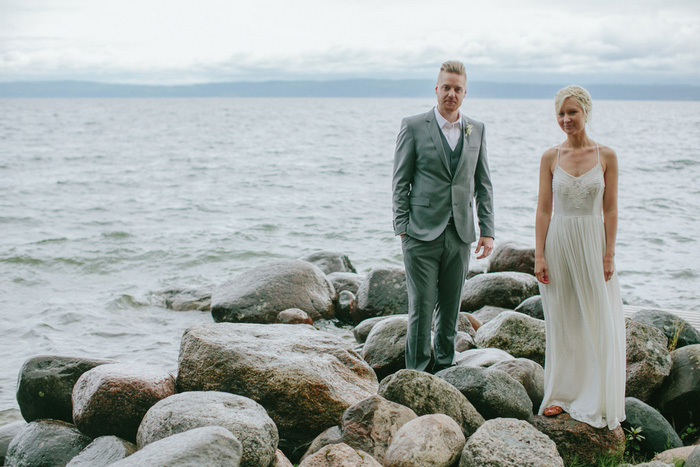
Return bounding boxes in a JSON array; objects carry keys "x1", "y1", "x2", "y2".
[
  {"x1": 602, "y1": 147, "x2": 619, "y2": 281},
  {"x1": 535, "y1": 149, "x2": 555, "y2": 284}
]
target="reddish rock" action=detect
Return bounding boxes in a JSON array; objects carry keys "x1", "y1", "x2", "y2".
[
  {"x1": 299, "y1": 443, "x2": 381, "y2": 467},
  {"x1": 277, "y1": 308, "x2": 314, "y2": 325}
]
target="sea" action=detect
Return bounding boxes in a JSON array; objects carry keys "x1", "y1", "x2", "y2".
[{"x1": 1, "y1": 97, "x2": 699, "y2": 417}]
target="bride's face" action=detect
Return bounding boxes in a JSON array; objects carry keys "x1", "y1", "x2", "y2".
[{"x1": 557, "y1": 97, "x2": 586, "y2": 135}]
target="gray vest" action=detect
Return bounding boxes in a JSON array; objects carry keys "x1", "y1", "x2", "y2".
[{"x1": 438, "y1": 126, "x2": 464, "y2": 178}]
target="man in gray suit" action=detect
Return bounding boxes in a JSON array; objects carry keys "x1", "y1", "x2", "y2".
[{"x1": 392, "y1": 60, "x2": 494, "y2": 373}]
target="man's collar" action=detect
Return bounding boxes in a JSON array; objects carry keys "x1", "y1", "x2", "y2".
[{"x1": 434, "y1": 107, "x2": 462, "y2": 128}]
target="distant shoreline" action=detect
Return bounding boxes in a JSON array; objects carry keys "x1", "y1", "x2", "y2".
[{"x1": 1, "y1": 79, "x2": 699, "y2": 100}]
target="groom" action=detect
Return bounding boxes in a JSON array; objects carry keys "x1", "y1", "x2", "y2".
[{"x1": 392, "y1": 60, "x2": 495, "y2": 373}]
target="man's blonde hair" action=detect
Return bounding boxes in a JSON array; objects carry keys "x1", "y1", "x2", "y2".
[{"x1": 439, "y1": 60, "x2": 467, "y2": 78}]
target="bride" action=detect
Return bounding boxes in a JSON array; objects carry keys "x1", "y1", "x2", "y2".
[{"x1": 534, "y1": 85, "x2": 626, "y2": 429}]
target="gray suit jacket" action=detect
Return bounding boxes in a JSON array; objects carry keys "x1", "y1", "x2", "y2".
[{"x1": 392, "y1": 108, "x2": 494, "y2": 243}]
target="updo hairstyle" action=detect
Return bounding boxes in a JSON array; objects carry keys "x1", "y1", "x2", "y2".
[{"x1": 555, "y1": 85, "x2": 593, "y2": 123}]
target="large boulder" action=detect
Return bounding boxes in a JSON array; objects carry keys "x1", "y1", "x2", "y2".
[
  {"x1": 16, "y1": 355, "x2": 112, "y2": 423},
  {"x1": 353, "y1": 315, "x2": 407, "y2": 344},
  {"x1": 652, "y1": 344, "x2": 700, "y2": 434},
  {"x1": 66, "y1": 436, "x2": 137, "y2": 467},
  {"x1": 327, "y1": 272, "x2": 363, "y2": 295},
  {"x1": 487, "y1": 242, "x2": 535, "y2": 275},
  {"x1": 340, "y1": 395, "x2": 417, "y2": 464},
  {"x1": 354, "y1": 267, "x2": 408, "y2": 324},
  {"x1": 459, "y1": 418, "x2": 564, "y2": 467},
  {"x1": 455, "y1": 348, "x2": 515, "y2": 368},
  {"x1": 109, "y1": 426, "x2": 242, "y2": 467},
  {"x1": 461, "y1": 272, "x2": 539, "y2": 312},
  {"x1": 5, "y1": 420, "x2": 91, "y2": 467},
  {"x1": 474, "y1": 311, "x2": 546, "y2": 366},
  {"x1": 177, "y1": 323, "x2": 378, "y2": 459},
  {"x1": 299, "y1": 251, "x2": 356, "y2": 275},
  {"x1": 470, "y1": 306, "x2": 508, "y2": 324},
  {"x1": 211, "y1": 260, "x2": 336, "y2": 323},
  {"x1": 533, "y1": 413, "x2": 625, "y2": 465},
  {"x1": 625, "y1": 320, "x2": 672, "y2": 402},
  {"x1": 361, "y1": 316, "x2": 407, "y2": 380},
  {"x1": 687, "y1": 446, "x2": 700, "y2": 467},
  {"x1": 298, "y1": 443, "x2": 381, "y2": 467},
  {"x1": 623, "y1": 397, "x2": 682, "y2": 456},
  {"x1": 71, "y1": 363, "x2": 175, "y2": 442},
  {"x1": 652, "y1": 446, "x2": 697, "y2": 465},
  {"x1": 436, "y1": 366, "x2": 534, "y2": 422},
  {"x1": 137, "y1": 391, "x2": 278, "y2": 467},
  {"x1": 0, "y1": 421, "x2": 26, "y2": 465},
  {"x1": 384, "y1": 414, "x2": 465, "y2": 467},
  {"x1": 378, "y1": 369, "x2": 484, "y2": 438},
  {"x1": 491, "y1": 358, "x2": 545, "y2": 410},
  {"x1": 514, "y1": 295, "x2": 543, "y2": 320},
  {"x1": 630, "y1": 309, "x2": 700, "y2": 350}
]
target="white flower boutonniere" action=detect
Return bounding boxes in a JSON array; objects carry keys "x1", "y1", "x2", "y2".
[{"x1": 465, "y1": 123, "x2": 473, "y2": 137}]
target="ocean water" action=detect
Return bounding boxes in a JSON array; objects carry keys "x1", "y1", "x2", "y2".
[{"x1": 1, "y1": 97, "x2": 698, "y2": 415}]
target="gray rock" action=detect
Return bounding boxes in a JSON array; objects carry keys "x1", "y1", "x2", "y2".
[
  {"x1": 300, "y1": 251, "x2": 356, "y2": 275},
  {"x1": 298, "y1": 443, "x2": 381, "y2": 467},
  {"x1": 353, "y1": 316, "x2": 405, "y2": 344},
  {"x1": 625, "y1": 319, "x2": 672, "y2": 402},
  {"x1": 0, "y1": 421, "x2": 26, "y2": 465},
  {"x1": 211, "y1": 260, "x2": 336, "y2": 323},
  {"x1": 461, "y1": 272, "x2": 539, "y2": 312},
  {"x1": 436, "y1": 366, "x2": 534, "y2": 422},
  {"x1": 653, "y1": 446, "x2": 697, "y2": 465},
  {"x1": 618, "y1": 462, "x2": 674, "y2": 467},
  {"x1": 455, "y1": 348, "x2": 515, "y2": 368},
  {"x1": 361, "y1": 316, "x2": 408, "y2": 380},
  {"x1": 336, "y1": 291, "x2": 357, "y2": 324},
  {"x1": 109, "y1": 426, "x2": 242, "y2": 467},
  {"x1": 455, "y1": 331, "x2": 476, "y2": 352},
  {"x1": 327, "y1": 272, "x2": 363, "y2": 296},
  {"x1": 460, "y1": 418, "x2": 564, "y2": 467},
  {"x1": 354, "y1": 267, "x2": 408, "y2": 324},
  {"x1": 514, "y1": 295, "x2": 543, "y2": 320},
  {"x1": 384, "y1": 414, "x2": 465, "y2": 467},
  {"x1": 490, "y1": 358, "x2": 545, "y2": 410},
  {"x1": 5, "y1": 420, "x2": 91, "y2": 467},
  {"x1": 474, "y1": 311, "x2": 546, "y2": 366},
  {"x1": 72, "y1": 363, "x2": 176, "y2": 442},
  {"x1": 454, "y1": 312, "x2": 477, "y2": 337},
  {"x1": 137, "y1": 391, "x2": 278, "y2": 467},
  {"x1": 630, "y1": 309, "x2": 700, "y2": 350},
  {"x1": 687, "y1": 445, "x2": 700, "y2": 467},
  {"x1": 159, "y1": 286, "x2": 212, "y2": 311},
  {"x1": 299, "y1": 426, "x2": 343, "y2": 463},
  {"x1": 273, "y1": 449, "x2": 295, "y2": 467},
  {"x1": 177, "y1": 323, "x2": 377, "y2": 459},
  {"x1": 470, "y1": 306, "x2": 509, "y2": 324},
  {"x1": 16, "y1": 355, "x2": 112, "y2": 423},
  {"x1": 623, "y1": 397, "x2": 682, "y2": 457},
  {"x1": 378, "y1": 369, "x2": 484, "y2": 438},
  {"x1": 340, "y1": 395, "x2": 417, "y2": 464},
  {"x1": 653, "y1": 344, "x2": 700, "y2": 435},
  {"x1": 487, "y1": 242, "x2": 536, "y2": 275},
  {"x1": 66, "y1": 436, "x2": 136, "y2": 467}
]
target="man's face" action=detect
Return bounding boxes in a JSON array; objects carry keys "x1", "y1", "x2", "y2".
[{"x1": 435, "y1": 71, "x2": 467, "y2": 116}]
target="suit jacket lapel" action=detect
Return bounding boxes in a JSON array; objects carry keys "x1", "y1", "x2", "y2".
[
  {"x1": 454, "y1": 115, "x2": 471, "y2": 176},
  {"x1": 426, "y1": 110, "x2": 451, "y2": 174}
]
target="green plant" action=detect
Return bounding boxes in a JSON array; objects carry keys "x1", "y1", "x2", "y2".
[
  {"x1": 680, "y1": 421, "x2": 698, "y2": 443},
  {"x1": 668, "y1": 318, "x2": 686, "y2": 352},
  {"x1": 624, "y1": 426, "x2": 646, "y2": 458}
]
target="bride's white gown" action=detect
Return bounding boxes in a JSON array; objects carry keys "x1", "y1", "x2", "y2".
[{"x1": 538, "y1": 144, "x2": 626, "y2": 429}]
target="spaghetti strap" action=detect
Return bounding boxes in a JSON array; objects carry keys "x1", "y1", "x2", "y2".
[
  {"x1": 556, "y1": 143, "x2": 563, "y2": 167},
  {"x1": 595, "y1": 142, "x2": 600, "y2": 164}
]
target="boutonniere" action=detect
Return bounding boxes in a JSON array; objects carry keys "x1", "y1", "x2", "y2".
[{"x1": 465, "y1": 123, "x2": 473, "y2": 137}]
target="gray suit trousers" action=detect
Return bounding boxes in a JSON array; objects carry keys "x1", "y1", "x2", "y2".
[{"x1": 401, "y1": 222, "x2": 470, "y2": 372}]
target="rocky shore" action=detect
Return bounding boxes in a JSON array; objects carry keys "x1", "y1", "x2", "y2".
[{"x1": 2, "y1": 243, "x2": 700, "y2": 466}]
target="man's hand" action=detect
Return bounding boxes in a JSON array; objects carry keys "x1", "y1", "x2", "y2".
[{"x1": 475, "y1": 236, "x2": 494, "y2": 259}]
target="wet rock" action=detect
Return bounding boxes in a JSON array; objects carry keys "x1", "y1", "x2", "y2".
[
  {"x1": 177, "y1": 323, "x2": 377, "y2": 459},
  {"x1": 378, "y1": 369, "x2": 484, "y2": 438},
  {"x1": 276, "y1": 308, "x2": 314, "y2": 325},
  {"x1": 436, "y1": 366, "x2": 534, "y2": 422},
  {"x1": 487, "y1": 242, "x2": 536, "y2": 275},
  {"x1": 630, "y1": 308, "x2": 700, "y2": 350},
  {"x1": 72, "y1": 363, "x2": 175, "y2": 442},
  {"x1": 336, "y1": 290, "x2": 358, "y2": 323},
  {"x1": 340, "y1": 395, "x2": 417, "y2": 464},
  {"x1": 474, "y1": 311, "x2": 546, "y2": 366},
  {"x1": 109, "y1": 426, "x2": 242, "y2": 467},
  {"x1": 327, "y1": 272, "x2": 363, "y2": 296},
  {"x1": 300, "y1": 426, "x2": 343, "y2": 463},
  {"x1": 514, "y1": 295, "x2": 544, "y2": 320},
  {"x1": 361, "y1": 316, "x2": 407, "y2": 381},
  {"x1": 300, "y1": 251, "x2": 356, "y2": 275},
  {"x1": 626, "y1": 320, "x2": 672, "y2": 402},
  {"x1": 455, "y1": 348, "x2": 515, "y2": 368},
  {"x1": 491, "y1": 358, "x2": 545, "y2": 410},
  {"x1": 211, "y1": 260, "x2": 336, "y2": 323},
  {"x1": 0, "y1": 421, "x2": 26, "y2": 465},
  {"x1": 384, "y1": 414, "x2": 465, "y2": 467},
  {"x1": 461, "y1": 272, "x2": 539, "y2": 312},
  {"x1": 470, "y1": 306, "x2": 508, "y2": 324},
  {"x1": 460, "y1": 417, "x2": 564, "y2": 467},
  {"x1": 298, "y1": 443, "x2": 381, "y2": 467},
  {"x1": 5, "y1": 419, "x2": 91, "y2": 467},
  {"x1": 16, "y1": 355, "x2": 112, "y2": 423},
  {"x1": 533, "y1": 413, "x2": 625, "y2": 466},
  {"x1": 354, "y1": 267, "x2": 408, "y2": 324},
  {"x1": 652, "y1": 344, "x2": 700, "y2": 435},
  {"x1": 65, "y1": 436, "x2": 136, "y2": 467},
  {"x1": 622, "y1": 397, "x2": 682, "y2": 457},
  {"x1": 159, "y1": 286, "x2": 212, "y2": 311},
  {"x1": 137, "y1": 391, "x2": 278, "y2": 467}
]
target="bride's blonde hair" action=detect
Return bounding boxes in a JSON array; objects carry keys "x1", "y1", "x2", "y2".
[{"x1": 555, "y1": 85, "x2": 593, "y2": 123}]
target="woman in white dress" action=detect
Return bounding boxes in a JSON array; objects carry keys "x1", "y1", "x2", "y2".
[{"x1": 534, "y1": 85, "x2": 626, "y2": 429}]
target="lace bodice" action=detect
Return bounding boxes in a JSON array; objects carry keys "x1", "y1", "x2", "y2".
[{"x1": 551, "y1": 145, "x2": 605, "y2": 217}]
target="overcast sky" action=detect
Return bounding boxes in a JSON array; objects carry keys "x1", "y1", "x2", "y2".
[{"x1": 1, "y1": 0, "x2": 698, "y2": 85}]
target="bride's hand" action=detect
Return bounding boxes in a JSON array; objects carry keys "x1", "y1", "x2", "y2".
[
  {"x1": 603, "y1": 255, "x2": 615, "y2": 282},
  {"x1": 535, "y1": 257, "x2": 549, "y2": 284}
]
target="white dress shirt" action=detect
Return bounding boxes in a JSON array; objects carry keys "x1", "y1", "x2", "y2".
[{"x1": 434, "y1": 107, "x2": 462, "y2": 151}]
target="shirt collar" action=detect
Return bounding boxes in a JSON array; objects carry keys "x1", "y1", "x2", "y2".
[{"x1": 434, "y1": 107, "x2": 462, "y2": 129}]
